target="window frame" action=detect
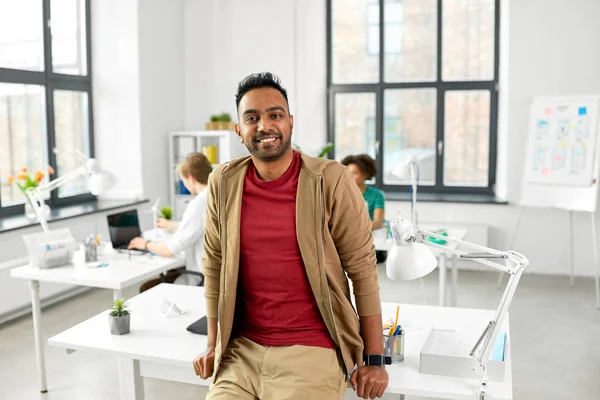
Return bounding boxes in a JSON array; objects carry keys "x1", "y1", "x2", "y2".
[
  {"x1": 366, "y1": 1, "x2": 404, "y2": 56},
  {"x1": 0, "y1": 0, "x2": 94, "y2": 217},
  {"x1": 327, "y1": 0, "x2": 500, "y2": 196}
]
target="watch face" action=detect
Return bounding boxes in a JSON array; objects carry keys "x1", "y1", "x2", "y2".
[{"x1": 366, "y1": 354, "x2": 383, "y2": 366}]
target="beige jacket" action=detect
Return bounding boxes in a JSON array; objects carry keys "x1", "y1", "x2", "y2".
[{"x1": 202, "y1": 151, "x2": 382, "y2": 377}]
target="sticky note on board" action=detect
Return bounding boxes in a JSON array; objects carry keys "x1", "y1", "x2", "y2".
[
  {"x1": 579, "y1": 107, "x2": 587, "y2": 115},
  {"x1": 544, "y1": 107, "x2": 553, "y2": 115}
]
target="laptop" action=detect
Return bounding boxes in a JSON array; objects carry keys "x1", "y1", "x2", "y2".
[{"x1": 106, "y1": 209, "x2": 145, "y2": 251}]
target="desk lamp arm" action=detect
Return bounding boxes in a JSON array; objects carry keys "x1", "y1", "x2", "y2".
[
  {"x1": 412, "y1": 228, "x2": 528, "y2": 370},
  {"x1": 25, "y1": 165, "x2": 87, "y2": 232},
  {"x1": 391, "y1": 214, "x2": 529, "y2": 398}
]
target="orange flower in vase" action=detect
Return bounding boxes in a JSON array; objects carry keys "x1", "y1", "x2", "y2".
[
  {"x1": 34, "y1": 170, "x2": 45, "y2": 183},
  {"x1": 5, "y1": 166, "x2": 53, "y2": 219}
]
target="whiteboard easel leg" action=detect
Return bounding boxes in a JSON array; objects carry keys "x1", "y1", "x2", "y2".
[
  {"x1": 498, "y1": 205, "x2": 523, "y2": 288},
  {"x1": 570, "y1": 210, "x2": 575, "y2": 287},
  {"x1": 591, "y1": 212, "x2": 600, "y2": 309}
]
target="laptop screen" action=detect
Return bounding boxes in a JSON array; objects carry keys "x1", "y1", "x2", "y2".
[{"x1": 106, "y1": 209, "x2": 142, "y2": 249}]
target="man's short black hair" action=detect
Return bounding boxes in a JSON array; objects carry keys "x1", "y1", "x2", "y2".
[{"x1": 235, "y1": 72, "x2": 289, "y2": 111}]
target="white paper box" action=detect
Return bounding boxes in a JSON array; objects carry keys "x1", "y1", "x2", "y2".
[{"x1": 419, "y1": 329, "x2": 507, "y2": 381}]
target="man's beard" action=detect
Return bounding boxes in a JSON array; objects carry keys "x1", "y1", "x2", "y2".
[{"x1": 245, "y1": 130, "x2": 292, "y2": 162}]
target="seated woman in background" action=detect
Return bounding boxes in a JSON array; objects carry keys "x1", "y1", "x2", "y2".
[
  {"x1": 128, "y1": 152, "x2": 212, "y2": 290},
  {"x1": 340, "y1": 154, "x2": 387, "y2": 263}
]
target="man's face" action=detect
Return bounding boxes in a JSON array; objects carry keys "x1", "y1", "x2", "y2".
[{"x1": 235, "y1": 87, "x2": 294, "y2": 162}]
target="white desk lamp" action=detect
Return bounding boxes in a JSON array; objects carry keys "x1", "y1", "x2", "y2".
[
  {"x1": 386, "y1": 211, "x2": 528, "y2": 399},
  {"x1": 142, "y1": 197, "x2": 170, "y2": 241},
  {"x1": 145, "y1": 197, "x2": 161, "y2": 226},
  {"x1": 392, "y1": 155, "x2": 419, "y2": 225},
  {"x1": 26, "y1": 157, "x2": 117, "y2": 232}
]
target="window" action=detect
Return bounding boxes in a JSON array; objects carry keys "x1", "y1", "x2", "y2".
[
  {"x1": 367, "y1": 2, "x2": 403, "y2": 55},
  {"x1": 0, "y1": 0, "x2": 93, "y2": 217},
  {"x1": 328, "y1": 0, "x2": 499, "y2": 195}
]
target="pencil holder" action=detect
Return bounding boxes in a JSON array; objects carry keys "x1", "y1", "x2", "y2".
[
  {"x1": 84, "y1": 243, "x2": 98, "y2": 262},
  {"x1": 383, "y1": 332, "x2": 405, "y2": 363}
]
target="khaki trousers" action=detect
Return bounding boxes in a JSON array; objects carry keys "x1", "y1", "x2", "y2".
[{"x1": 206, "y1": 337, "x2": 347, "y2": 400}]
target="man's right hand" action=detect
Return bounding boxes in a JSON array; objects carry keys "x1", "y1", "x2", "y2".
[{"x1": 193, "y1": 346, "x2": 216, "y2": 379}]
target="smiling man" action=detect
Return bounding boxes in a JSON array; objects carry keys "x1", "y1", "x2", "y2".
[{"x1": 193, "y1": 72, "x2": 388, "y2": 400}]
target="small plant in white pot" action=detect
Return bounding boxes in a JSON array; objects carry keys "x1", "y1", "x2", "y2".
[{"x1": 109, "y1": 298, "x2": 130, "y2": 335}]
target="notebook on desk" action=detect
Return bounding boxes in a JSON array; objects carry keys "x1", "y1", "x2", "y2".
[{"x1": 187, "y1": 316, "x2": 208, "y2": 335}]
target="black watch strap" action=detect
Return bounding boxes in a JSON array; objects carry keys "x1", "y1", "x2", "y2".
[{"x1": 364, "y1": 354, "x2": 392, "y2": 366}]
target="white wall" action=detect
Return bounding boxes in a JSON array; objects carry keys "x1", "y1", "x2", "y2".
[
  {"x1": 499, "y1": 0, "x2": 600, "y2": 277},
  {"x1": 182, "y1": 0, "x2": 600, "y2": 277},
  {"x1": 92, "y1": 0, "x2": 144, "y2": 199},
  {"x1": 138, "y1": 0, "x2": 185, "y2": 204},
  {"x1": 183, "y1": 0, "x2": 327, "y2": 155},
  {"x1": 92, "y1": 0, "x2": 185, "y2": 204}
]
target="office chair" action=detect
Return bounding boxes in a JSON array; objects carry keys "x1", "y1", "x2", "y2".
[{"x1": 172, "y1": 270, "x2": 204, "y2": 286}]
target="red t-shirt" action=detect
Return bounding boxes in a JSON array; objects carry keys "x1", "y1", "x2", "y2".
[{"x1": 236, "y1": 152, "x2": 336, "y2": 349}]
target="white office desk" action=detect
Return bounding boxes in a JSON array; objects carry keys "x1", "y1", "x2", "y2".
[
  {"x1": 48, "y1": 284, "x2": 512, "y2": 400},
  {"x1": 373, "y1": 227, "x2": 468, "y2": 308},
  {"x1": 11, "y1": 251, "x2": 185, "y2": 394}
]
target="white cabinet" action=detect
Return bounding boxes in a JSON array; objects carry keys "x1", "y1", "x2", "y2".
[{"x1": 168, "y1": 131, "x2": 247, "y2": 219}]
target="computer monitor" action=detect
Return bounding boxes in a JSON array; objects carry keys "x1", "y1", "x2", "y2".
[{"x1": 106, "y1": 209, "x2": 143, "y2": 250}]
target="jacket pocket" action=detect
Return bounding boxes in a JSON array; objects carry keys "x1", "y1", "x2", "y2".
[{"x1": 329, "y1": 288, "x2": 363, "y2": 351}]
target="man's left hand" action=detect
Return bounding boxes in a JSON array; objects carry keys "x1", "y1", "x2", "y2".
[{"x1": 350, "y1": 365, "x2": 389, "y2": 399}]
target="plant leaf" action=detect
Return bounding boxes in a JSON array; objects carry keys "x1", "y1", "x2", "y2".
[{"x1": 317, "y1": 143, "x2": 334, "y2": 158}]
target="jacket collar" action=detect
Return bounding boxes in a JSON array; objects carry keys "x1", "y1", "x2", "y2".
[{"x1": 219, "y1": 149, "x2": 331, "y2": 180}]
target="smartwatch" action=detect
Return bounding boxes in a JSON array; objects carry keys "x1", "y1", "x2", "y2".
[{"x1": 364, "y1": 354, "x2": 392, "y2": 367}]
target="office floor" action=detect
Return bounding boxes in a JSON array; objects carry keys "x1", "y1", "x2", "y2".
[{"x1": 0, "y1": 265, "x2": 599, "y2": 400}]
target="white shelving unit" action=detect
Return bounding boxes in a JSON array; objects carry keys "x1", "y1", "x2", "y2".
[{"x1": 168, "y1": 130, "x2": 247, "y2": 219}]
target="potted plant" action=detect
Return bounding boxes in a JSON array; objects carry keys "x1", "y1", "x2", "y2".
[
  {"x1": 159, "y1": 206, "x2": 173, "y2": 220},
  {"x1": 109, "y1": 298, "x2": 130, "y2": 335},
  {"x1": 5, "y1": 166, "x2": 54, "y2": 219},
  {"x1": 206, "y1": 112, "x2": 234, "y2": 130}
]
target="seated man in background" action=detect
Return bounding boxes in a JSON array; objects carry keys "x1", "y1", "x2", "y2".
[
  {"x1": 340, "y1": 154, "x2": 387, "y2": 263},
  {"x1": 128, "y1": 152, "x2": 212, "y2": 290}
]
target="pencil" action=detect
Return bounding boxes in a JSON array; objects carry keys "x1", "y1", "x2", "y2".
[{"x1": 390, "y1": 305, "x2": 400, "y2": 334}]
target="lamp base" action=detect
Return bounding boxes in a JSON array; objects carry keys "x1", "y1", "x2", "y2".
[{"x1": 419, "y1": 329, "x2": 507, "y2": 382}]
